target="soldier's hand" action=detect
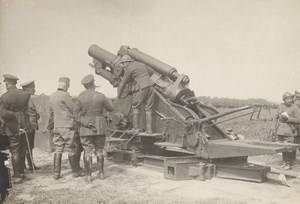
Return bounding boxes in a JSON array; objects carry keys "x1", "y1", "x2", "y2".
[
  {"x1": 87, "y1": 123, "x2": 96, "y2": 129},
  {"x1": 279, "y1": 112, "x2": 289, "y2": 123},
  {"x1": 87, "y1": 123, "x2": 97, "y2": 133}
]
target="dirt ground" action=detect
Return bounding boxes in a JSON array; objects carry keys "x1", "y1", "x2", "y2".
[{"x1": 3, "y1": 148, "x2": 300, "y2": 204}]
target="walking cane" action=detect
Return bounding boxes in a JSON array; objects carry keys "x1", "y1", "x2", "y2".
[{"x1": 19, "y1": 129, "x2": 36, "y2": 177}]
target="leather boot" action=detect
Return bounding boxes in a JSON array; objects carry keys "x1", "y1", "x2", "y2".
[
  {"x1": 146, "y1": 110, "x2": 153, "y2": 134},
  {"x1": 26, "y1": 150, "x2": 33, "y2": 171},
  {"x1": 26, "y1": 150, "x2": 40, "y2": 171},
  {"x1": 84, "y1": 154, "x2": 92, "y2": 182},
  {"x1": 282, "y1": 151, "x2": 293, "y2": 170},
  {"x1": 19, "y1": 150, "x2": 26, "y2": 178},
  {"x1": 97, "y1": 154, "x2": 105, "y2": 180},
  {"x1": 282, "y1": 152, "x2": 288, "y2": 162},
  {"x1": 11, "y1": 152, "x2": 23, "y2": 184},
  {"x1": 69, "y1": 155, "x2": 85, "y2": 178},
  {"x1": 75, "y1": 152, "x2": 82, "y2": 172},
  {"x1": 292, "y1": 150, "x2": 296, "y2": 164},
  {"x1": 53, "y1": 153, "x2": 62, "y2": 180},
  {"x1": 132, "y1": 109, "x2": 140, "y2": 135}
]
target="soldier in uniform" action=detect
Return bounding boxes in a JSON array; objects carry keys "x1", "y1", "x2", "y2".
[
  {"x1": 20, "y1": 80, "x2": 41, "y2": 171},
  {"x1": 293, "y1": 90, "x2": 300, "y2": 109},
  {"x1": 49, "y1": 77, "x2": 85, "y2": 180},
  {"x1": 74, "y1": 74, "x2": 113, "y2": 182},
  {"x1": 0, "y1": 74, "x2": 31, "y2": 184},
  {"x1": 276, "y1": 92, "x2": 300, "y2": 170},
  {"x1": 116, "y1": 55, "x2": 155, "y2": 134}
]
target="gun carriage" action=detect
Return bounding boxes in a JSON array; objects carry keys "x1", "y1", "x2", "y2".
[{"x1": 88, "y1": 44, "x2": 299, "y2": 183}]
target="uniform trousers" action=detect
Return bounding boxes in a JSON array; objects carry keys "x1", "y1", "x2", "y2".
[
  {"x1": 21, "y1": 130, "x2": 35, "y2": 152},
  {"x1": 9, "y1": 134, "x2": 26, "y2": 176},
  {"x1": 132, "y1": 86, "x2": 154, "y2": 110},
  {"x1": 9, "y1": 134, "x2": 24, "y2": 155},
  {"x1": 53, "y1": 127, "x2": 76, "y2": 156},
  {"x1": 80, "y1": 135, "x2": 106, "y2": 156},
  {"x1": 278, "y1": 135, "x2": 300, "y2": 163}
]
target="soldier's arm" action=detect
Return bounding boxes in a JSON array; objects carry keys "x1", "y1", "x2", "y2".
[
  {"x1": 64, "y1": 93, "x2": 75, "y2": 112},
  {"x1": 47, "y1": 107, "x2": 54, "y2": 132},
  {"x1": 117, "y1": 70, "x2": 131, "y2": 98},
  {"x1": 30, "y1": 98, "x2": 40, "y2": 120},
  {"x1": 73, "y1": 99, "x2": 89, "y2": 127},
  {"x1": 103, "y1": 95, "x2": 113, "y2": 112},
  {"x1": 286, "y1": 106, "x2": 300, "y2": 124},
  {"x1": 0, "y1": 98, "x2": 14, "y2": 119}
]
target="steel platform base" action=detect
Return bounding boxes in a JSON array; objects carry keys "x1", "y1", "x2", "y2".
[
  {"x1": 106, "y1": 150, "x2": 271, "y2": 182},
  {"x1": 215, "y1": 163, "x2": 270, "y2": 182}
]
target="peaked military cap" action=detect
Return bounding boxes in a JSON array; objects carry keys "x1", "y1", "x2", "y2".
[
  {"x1": 3, "y1": 74, "x2": 19, "y2": 82},
  {"x1": 59, "y1": 77, "x2": 70, "y2": 83},
  {"x1": 20, "y1": 80, "x2": 35, "y2": 88},
  {"x1": 294, "y1": 90, "x2": 300, "y2": 99},
  {"x1": 81, "y1": 74, "x2": 94, "y2": 85},
  {"x1": 282, "y1": 92, "x2": 293, "y2": 100},
  {"x1": 119, "y1": 55, "x2": 133, "y2": 63}
]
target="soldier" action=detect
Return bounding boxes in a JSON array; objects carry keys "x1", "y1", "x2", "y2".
[
  {"x1": 49, "y1": 77, "x2": 85, "y2": 180},
  {"x1": 276, "y1": 92, "x2": 300, "y2": 170},
  {"x1": 116, "y1": 55, "x2": 155, "y2": 134},
  {"x1": 48, "y1": 109, "x2": 83, "y2": 171},
  {"x1": 74, "y1": 74, "x2": 113, "y2": 182},
  {"x1": 293, "y1": 91, "x2": 300, "y2": 109},
  {"x1": 0, "y1": 74, "x2": 31, "y2": 184},
  {"x1": 20, "y1": 80, "x2": 41, "y2": 171}
]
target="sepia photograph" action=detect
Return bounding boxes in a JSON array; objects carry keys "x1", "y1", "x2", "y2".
[{"x1": 1, "y1": 0, "x2": 300, "y2": 203}]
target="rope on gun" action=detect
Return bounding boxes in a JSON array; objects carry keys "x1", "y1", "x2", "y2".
[{"x1": 19, "y1": 129, "x2": 36, "y2": 177}]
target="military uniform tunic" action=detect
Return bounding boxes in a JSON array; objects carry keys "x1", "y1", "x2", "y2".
[
  {"x1": 27, "y1": 98, "x2": 39, "y2": 130},
  {"x1": 74, "y1": 88, "x2": 113, "y2": 156},
  {"x1": 118, "y1": 61, "x2": 155, "y2": 110},
  {"x1": 49, "y1": 89, "x2": 76, "y2": 155},
  {"x1": 275, "y1": 103, "x2": 300, "y2": 145},
  {"x1": 23, "y1": 97, "x2": 40, "y2": 151},
  {"x1": 0, "y1": 86, "x2": 31, "y2": 136},
  {"x1": 0, "y1": 86, "x2": 31, "y2": 153}
]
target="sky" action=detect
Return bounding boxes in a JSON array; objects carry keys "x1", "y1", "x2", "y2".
[{"x1": 0, "y1": 0, "x2": 300, "y2": 103}]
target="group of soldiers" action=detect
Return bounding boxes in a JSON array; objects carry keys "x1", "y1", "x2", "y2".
[
  {"x1": 0, "y1": 75, "x2": 40, "y2": 184},
  {"x1": 275, "y1": 91, "x2": 300, "y2": 170},
  {"x1": 2, "y1": 53, "x2": 300, "y2": 187},
  {"x1": 0, "y1": 54, "x2": 155, "y2": 184}
]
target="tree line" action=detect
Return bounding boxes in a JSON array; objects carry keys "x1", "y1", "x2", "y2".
[{"x1": 198, "y1": 96, "x2": 277, "y2": 109}]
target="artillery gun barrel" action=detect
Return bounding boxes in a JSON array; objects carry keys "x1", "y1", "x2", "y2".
[
  {"x1": 88, "y1": 44, "x2": 117, "y2": 67},
  {"x1": 88, "y1": 63, "x2": 113, "y2": 82},
  {"x1": 123, "y1": 47, "x2": 180, "y2": 82}
]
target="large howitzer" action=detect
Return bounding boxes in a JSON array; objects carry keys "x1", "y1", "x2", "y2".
[{"x1": 88, "y1": 44, "x2": 299, "y2": 183}]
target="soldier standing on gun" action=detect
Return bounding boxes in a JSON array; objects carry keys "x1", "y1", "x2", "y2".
[
  {"x1": 0, "y1": 74, "x2": 31, "y2": 184},
  {"x1": 20, "y1": 80, "x2": 41, "y2": 171},
  {"x1": 276, "y1": 92, "x2": 300, "y2": 170},
  {"x1": 116, "y1": 55, "x2": 155, "y2": 134},
  {"x1": 49, "y1": 77, "x2": 85, "y2": 180},
  {"x1": 74, "y1": 74, "x2": 113, "y2": 182}
]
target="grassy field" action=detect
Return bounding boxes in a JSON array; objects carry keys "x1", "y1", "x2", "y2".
[{"x1": 217, "y1": 107, "x2": 277, "y2": 141}]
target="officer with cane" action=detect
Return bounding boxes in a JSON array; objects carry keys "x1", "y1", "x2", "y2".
[
  {"x1": 0, "y1": 74, "x2": 31, "y2": 184},
  {"x1": 20, "y1": 80, "x2": 41, "y2": 172}
]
